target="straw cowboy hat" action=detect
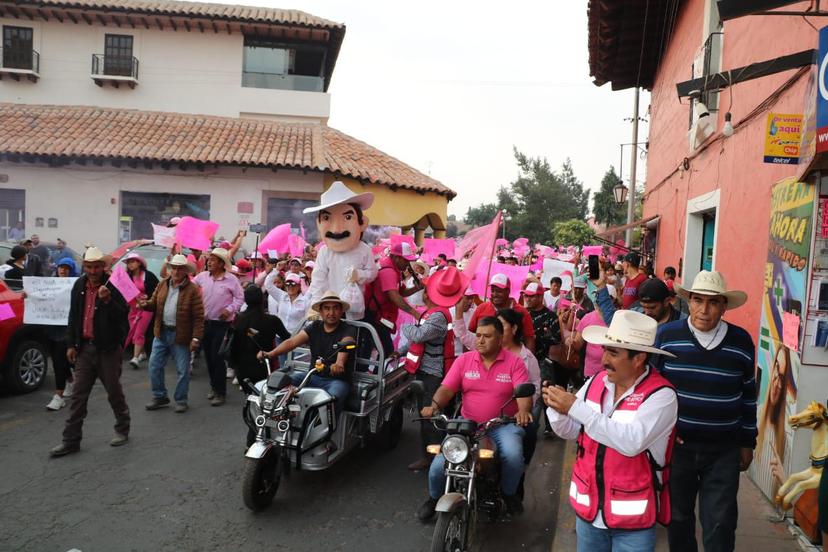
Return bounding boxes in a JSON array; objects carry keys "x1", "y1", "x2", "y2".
[
  {"x1": 426, "y1": 266, "x2": 469, "y2": 308},
  {"x1": 311, "y1": 290, "x2": 351, "y2": 313},
  {"x1": 83, "y1": 246, "x2": 112, "y2": 265},
  {"x1": 583, "y1": 310, "x2": 675, "y2": 357},
  {"x1": 166, "y1": 254, "x2": 195, "y2": 273},
  {"x1": 674, "y1": 270, "x2": 747, "y2": 309},
  {"x1": 302, "y1": 181, "x2": 374, "y2": 214},
  {"x1": 208, "y1": 247, "x2": 232, "y2": 267}
]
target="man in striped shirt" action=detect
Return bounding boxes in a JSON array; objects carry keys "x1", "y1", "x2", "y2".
[{"x1": 652, "y1": 270, "x2": 756, "y2": 552}]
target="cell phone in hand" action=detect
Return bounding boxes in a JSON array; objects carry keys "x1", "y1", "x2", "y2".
[{"x1": 588, "y1": 255, "x2": 600, "y2": 280}]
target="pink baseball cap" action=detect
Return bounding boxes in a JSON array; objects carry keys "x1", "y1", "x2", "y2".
[
  {"x1": 489, "y1": 273, "x2": 510, "y2": 289},
  {"x1": 285, "y1": 273, "x2": 302, "y2": 285},
  {"x1": 523, "y1": 282, "x2": 544, "y2": 296},
  {"x1": 390, "y1": 242, "x2": 418, "y2": 261},
  {"x1": 464, "y1": 287, "x2": 477, "y2": 297},
  {"x1": 305, "y1": 260, "x2": 315, "y2": 268}
]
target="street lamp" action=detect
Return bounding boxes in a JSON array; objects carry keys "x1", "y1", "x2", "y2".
[
  {"x1": 502, "y1": 210, "x2": 512, "y2": 239},
  {"x1": 612, "y1": 180, "x2": 628, "y2": 204}
]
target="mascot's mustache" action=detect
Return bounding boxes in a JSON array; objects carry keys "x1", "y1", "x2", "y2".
[{"x1": 325, "y1": 230, "x2": 351, "y2": 240}]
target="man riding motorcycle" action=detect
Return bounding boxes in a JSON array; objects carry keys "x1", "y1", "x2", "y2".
[{"x1": 417, "y1": 316, "x2": 533, "y2": 521}]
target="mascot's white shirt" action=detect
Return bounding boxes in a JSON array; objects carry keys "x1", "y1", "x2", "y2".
[{"x1": 308, "y1": 241, "x2": 378, "y2": 311}]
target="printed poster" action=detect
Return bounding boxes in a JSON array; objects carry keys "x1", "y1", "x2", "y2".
[
  {"x1": 764, "y1": 113, "x2": 802, "y2": 165},
  {"x1": 751, "y1": 177, "x2": 814, "y2": 502}
]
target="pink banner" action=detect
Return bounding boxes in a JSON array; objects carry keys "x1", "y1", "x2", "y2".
[
  {"x1": 109, "y1": 265, "x2": 140, "y2": 304},
  {"x1": 421, "y1": 238, "x2": 456, "y2": 264},
  {"x1": 288, "y1": 233, "x2": 306, "y2": 257},
  {"x1": 470, "y1": 261, "x2": 530, "y2": 301},
  {"x1": 582, "y1": 245, "x2": 603, "y2": 257},
  {"x1": 258, "y1": 223, "x2": 292, "y2": 255},
  {"x1": 175, "y1": 216, "x2": 218, "y2": 251},
  {"x1": 0, "y1": 302, "x2": 15, "y2": 321}
]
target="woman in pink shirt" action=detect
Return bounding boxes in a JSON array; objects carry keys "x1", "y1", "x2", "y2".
[{"x1": 567, "y1": 301, "x2": 608, "y2": 378}]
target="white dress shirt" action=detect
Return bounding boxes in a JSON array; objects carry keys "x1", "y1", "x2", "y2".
[
  {"x1": 264, "y1": 271, "x2": 312, "y2": 335},
  {"x1": 547, "y1": 367, "x2": 677, "y2": 529}
]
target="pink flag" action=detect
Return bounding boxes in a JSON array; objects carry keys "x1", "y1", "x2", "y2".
[
  {"x1": 0, "y1": 302, "x2": 15, "y2": 321},
  {"x1": 258, "y1": 223, "x2": 292, "y2": 255},
  {"x1": 288, "y1": 233, "x2": 306, "y2": 257},
  {"x1": 421, "y1": 238, "x2": 456, "y2": 264},
  {"x1": 175, "y1": 216, "x2": 219, "y2": 251},
  {"x1": 459, "y1": 211, "x2": 502, "y2": 280},
  {"x1": 470, "y1": 261, "x2": 530, "y2": 301},
  {"x1": 109, "y1": 265, "x2": 140, "y2": 304}
]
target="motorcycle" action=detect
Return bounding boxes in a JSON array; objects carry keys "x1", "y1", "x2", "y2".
[
  {"x1": 415, "y1": 382, "x2": 535, "y2": 552},
  {"x1": 241, "y1": 320, "x2": 411, "y2": 512}
]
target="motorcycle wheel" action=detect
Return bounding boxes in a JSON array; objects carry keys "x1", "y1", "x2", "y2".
[
  {"x1": 430, "y1": 509, "x2": 468, "y2": 552},
  {"x1": 242, "y1": 452, "x2": 281, "y2": 512}
]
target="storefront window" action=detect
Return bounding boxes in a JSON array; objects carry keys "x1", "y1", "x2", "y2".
[
  {"x1": 0, "y1": 188, "x2": 25, "y2": 242},
  {"x1": 120, "y1": 192, "x2": 210, "y2": 243},
  {"x1": 266, "y1": 197, "x2": 319, "y2": 243}
]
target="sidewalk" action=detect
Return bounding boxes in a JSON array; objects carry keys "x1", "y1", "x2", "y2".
[{"x1": 551, "y1": 439, "x2": 810, "y2": 551}]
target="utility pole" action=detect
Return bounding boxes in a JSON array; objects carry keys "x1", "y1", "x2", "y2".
[{"x1": 625, "y1": 88, "x2": 639, "y2": 248}]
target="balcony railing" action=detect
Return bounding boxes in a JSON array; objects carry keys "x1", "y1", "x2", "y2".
[
  {"x1": 242, "y1": 71, "x2": 324, "y2": 92},
  {"x1": 0, "y1": 48, "x2": 40, "y2": 81},
  {"x1": 91, "y1": 54, "x2": 139, "y2": 87}
]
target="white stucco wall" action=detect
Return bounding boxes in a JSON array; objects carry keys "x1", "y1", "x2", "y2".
[
  {"x1": 0, "y1": 17, "x2": 331, "y2": 120},
  {"x1": 0, "y1": 162, "x2": 324, "y2": 252}
]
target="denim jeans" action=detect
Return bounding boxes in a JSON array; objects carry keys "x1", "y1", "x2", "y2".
[
  {"x1": 668, "y1": 444, "x2": 741, "y2": 552},
  {"x1": 575, "y1": 517, "x2": 656, "y2": 552},
  {"x1": 149, "y1": 329, "x2": 192, "y2": 404},
  {"x1": 428, "y1": 423, "x2": 525, "y2": 499},
  {"x1": 289, "y1": 371, "x2": 350, "y2": 415}
]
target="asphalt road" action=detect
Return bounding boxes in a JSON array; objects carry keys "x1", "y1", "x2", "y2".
[{"x1": 0, "y1": 359, "x2": 565, "y2": 552}]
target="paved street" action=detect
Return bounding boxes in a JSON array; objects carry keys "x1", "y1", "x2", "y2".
[{"x1": 0, "y1": 359, "x2": 564, "y2": 552}]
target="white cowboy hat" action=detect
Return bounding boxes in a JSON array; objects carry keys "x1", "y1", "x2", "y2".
[
  {"x1": 166, "y1": 254, "x2": 195, "y2": 273},
  {"x1": 302, "y1": 181, "x2": 374, "y2": 214},
  {"x1": 311, "y1": 290, "x2": 351, "y2": 313},
  {"x1": 582, "y1": 310, "x2": 675, "y2": 357},
  {"x1": 674, "y1": 270, "x2": 747, "y2": 309},
  {"x1": 83, "y1": 246, "x2": 112, "y2": 265},
  {"x1": 208, "y1": 247, "x2": 232, "y2": 267}
]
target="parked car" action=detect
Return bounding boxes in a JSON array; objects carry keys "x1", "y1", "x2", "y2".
[
  {"x1": 112, "y1": 241, "x2": 169, "y2": 277},
  {"x1": 0, "y1": 279, "x2": 48, "y2": 393}
]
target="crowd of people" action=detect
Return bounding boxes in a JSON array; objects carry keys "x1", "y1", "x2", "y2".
[{"x1": 2, "y1": 182, "x2": 760, "y2": 552}]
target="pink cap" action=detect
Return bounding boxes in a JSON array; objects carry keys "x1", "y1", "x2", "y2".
[
  {"x1": 523, "y1": 282, "x2": 544, "y2": 296},
  {"x1": 284, "y1": 273, "x2": 302, "y2": 284},
  {"x1": 305, "y1": 260, "x2": 315, "y2": 268},
  {"x1": 489, "y1": 273, "x2": 510, "y2": 289},
  {"x1": 464, "y1": 287, "x2": 477, "y2": 297},
  {"x1": 390, "y1": 242, "x2": 418, "y2": 261},
  {"x1": 289, "y1": 257, "x2": 302, "y2": 265}
]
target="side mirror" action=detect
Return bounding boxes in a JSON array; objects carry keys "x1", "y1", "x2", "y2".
[
  {"x1": 409, "y1": 380, "x2": 425, "y2": 397},
  {"x1": 512, "y1": 383, "x2": 535, "y2": 399}
]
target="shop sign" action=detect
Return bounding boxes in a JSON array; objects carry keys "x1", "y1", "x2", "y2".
[
  {"x1": 764, "y1": 113, "x2": 802, "y2": 164},
  {"x1": 816, "y1": 25, "x2": 828, "y2": 153}
]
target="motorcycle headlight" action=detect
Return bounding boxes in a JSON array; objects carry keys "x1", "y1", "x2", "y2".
[{"x1": 442, "y1": 436, "x2": 469, "y2": 464}]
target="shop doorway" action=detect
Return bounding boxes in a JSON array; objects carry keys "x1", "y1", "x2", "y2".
[
  {"x1": 701, "y1": 212, "x2": 716, "y2": 271},
  {"x1": 684, "y1": 189, "x2": 720, "y2": 285}
]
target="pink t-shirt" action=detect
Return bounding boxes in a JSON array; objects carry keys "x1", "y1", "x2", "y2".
[
  {"x1": 370, "y1": 256, "x2": 402, "y2": 323},
  {"x1": 441, "y1": 348, "x2": 529, "y2": 423},
  {"x1": 577, "y1": 310, "x2": 608, "y2": 377}
]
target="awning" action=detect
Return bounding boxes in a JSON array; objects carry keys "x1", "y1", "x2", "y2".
[{"x1": 597, "y1": 215, "x2": 660, "y2": 238}]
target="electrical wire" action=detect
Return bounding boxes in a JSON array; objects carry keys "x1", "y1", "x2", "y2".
[{"x1": 635, "y1": 0, "x2": 651, "y2": 89}]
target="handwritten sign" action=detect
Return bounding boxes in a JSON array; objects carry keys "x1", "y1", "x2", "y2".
[
  {"x1": 108, "y1": 265, "x2": 140, "y2": 304},
  {"x1": 0, "y1": 302, "x2": 15, "y2": 322},
  {"x1": 151, "y1": 223, "x2": 177, "y2": 248},
  {"x1": 23, "y1": 277, "x2": 77, "y2": 325},
  {"x1": 782, "y1": 311, "x2": 801, "y2": 351}
]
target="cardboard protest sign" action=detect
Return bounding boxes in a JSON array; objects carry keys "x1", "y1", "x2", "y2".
[
  {"x1": 23, "y1": 277, "x2": 77, "y2": 325},
  {"x1": 151, "y1": 223, "x2": 176, "y2": 248},
  {"x1": 542, "y1": 258, "x2": 576, "y2": 292},
  {"x1": 108, "y1": 265, "x2": 141, "y2": 304},
  {"x1": 175, "y1": 216, "x2": 219, "y2": 251}
]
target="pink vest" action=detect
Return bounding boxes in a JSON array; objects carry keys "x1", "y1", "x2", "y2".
[{"x1": 570, "y1": 369, "x2": 676, "y2": 529}]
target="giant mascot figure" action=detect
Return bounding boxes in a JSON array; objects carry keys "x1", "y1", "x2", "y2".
[{"x1": 304, "y1": 181, "x2": 378, "y2": 319}]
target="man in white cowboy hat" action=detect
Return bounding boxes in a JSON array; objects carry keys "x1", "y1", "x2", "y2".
[
  {"x1": 652, "y1": 270, "x2": 756, "y2": 552},
  {"x1": 544, "y1": 310, "x2": 678, "y2": 551},
  {"x1": 259, "y1": 291, "x2": 357, "y2": 416},
  {"x1": 193, "y1": 247, "x2": 244, "y2": 406},
  {"x1": 51, "y1": 246, "x2": 131, "y2": 457},
  {"x1": 304, "y1": 181, "x2": 378, "y2": 320},
  {"x1": 139, "y1": 255, "x2": 204, "y2": 413}
]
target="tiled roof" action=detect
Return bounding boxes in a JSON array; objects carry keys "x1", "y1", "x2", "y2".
[
  {"x1": 0, "y1": 104, "x2": 455, "y2": 198},
  {"x1": 12, "y1": 0, "x2": 344, "y2": 29}
]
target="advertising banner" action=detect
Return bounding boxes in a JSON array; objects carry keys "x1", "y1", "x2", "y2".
[
  {"x1": 763, "y1": 113, "x2": 802, "y2": 164},
  {"x1": 751, "y1": 177, "x2": 814, "y2": 501}
]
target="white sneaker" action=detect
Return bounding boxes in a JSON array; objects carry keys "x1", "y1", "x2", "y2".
[
  {"x1": 46, "y1": 394, "x2": 65, "y2": 411},
  {"x1": 232, "y1": 377, "x2": 239, "y2": 385},
  {"x1": 226, "y1": 367, "x2": 235, "y2": 379},
  {"x1": 63, "y1": 381, "x2": 74, "y2": 398},
  {"x1": 129, "y1": 357, "x2": 141, "y2": 369},
  {"x1": 137, "y1": 353, "x2": 147, "y2": 363}
]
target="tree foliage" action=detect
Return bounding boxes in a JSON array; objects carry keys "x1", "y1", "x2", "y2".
[
  {"x1": 592, "y1": 166, "x2": 627, "y2": 227},
  {"x1": 552, "y1": 219, "x2": 594, "y2": 247},
  {"x1": 464, "y1": 202, "x2": 499, "y2": 228}
]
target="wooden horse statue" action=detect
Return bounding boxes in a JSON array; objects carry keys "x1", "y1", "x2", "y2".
[{"x1": 775, "y1": 401, "x2": 828, "y2": 510}]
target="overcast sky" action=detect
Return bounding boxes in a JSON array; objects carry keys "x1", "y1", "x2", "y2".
[{"x1": 259, "y1": 0, "x2": 650, "y2": 218}]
